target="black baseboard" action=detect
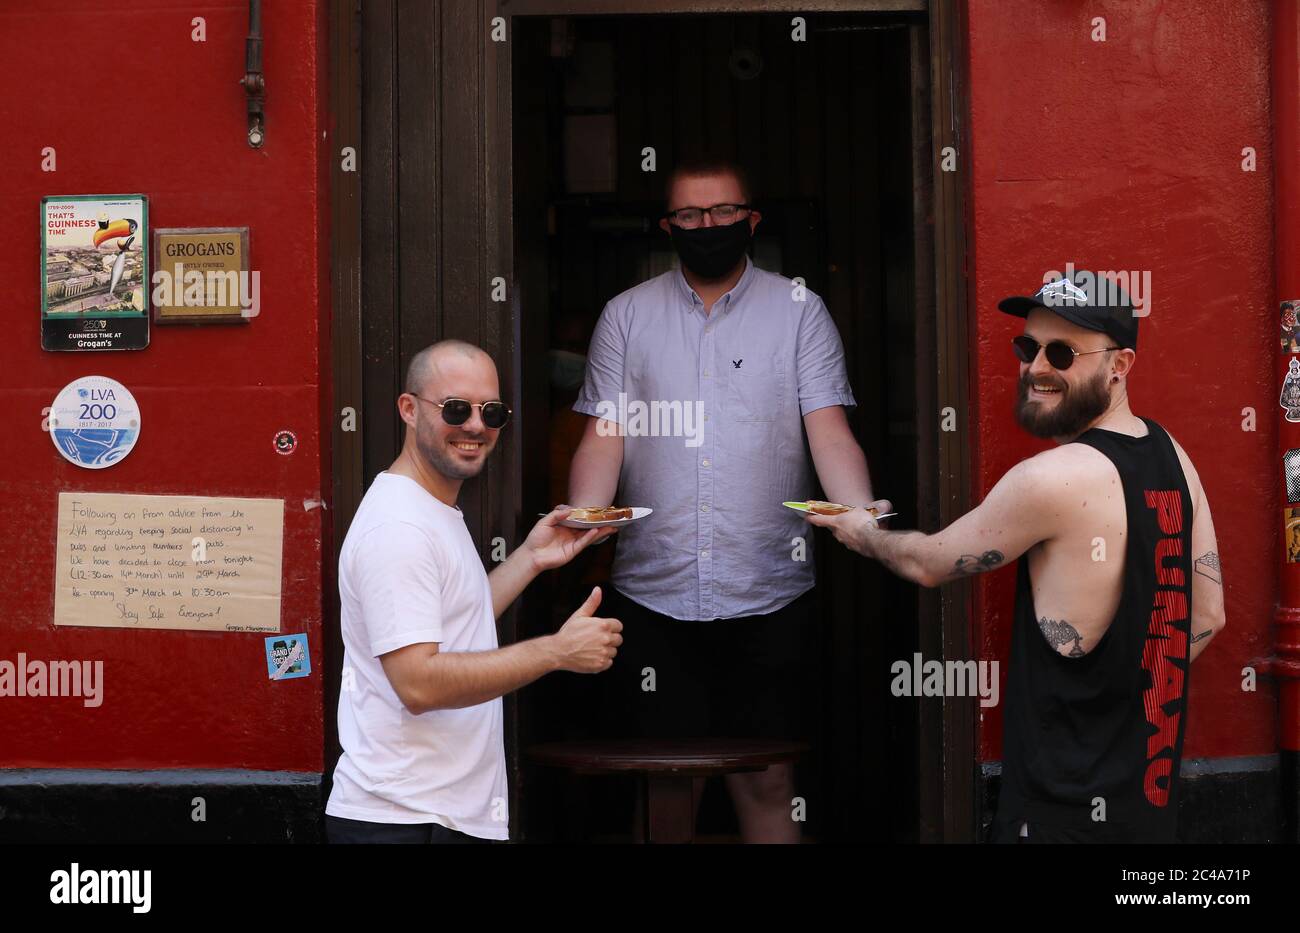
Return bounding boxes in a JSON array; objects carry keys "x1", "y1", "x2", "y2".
[
  {"x1": 0, "y1": 770, "x2": 322, "y2": 843},
  {"x1": 5, "y1": 757, "x2": 1283, "y2": 843},
  {"x1": 979, "y1": 755, "x2": 1282, "y2": 843},
  {"x1": 1281, "y1": 749, "x2": 1300, "y2": 843}
]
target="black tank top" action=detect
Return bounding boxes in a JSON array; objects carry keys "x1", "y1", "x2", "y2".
[{"x1": 996, "y1": 416, "x2": 1194, "y2": 842}]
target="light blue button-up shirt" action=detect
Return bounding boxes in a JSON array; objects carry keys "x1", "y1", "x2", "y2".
[{"x1": 575, "y1": 257, "x2": 856, "y2": 621}]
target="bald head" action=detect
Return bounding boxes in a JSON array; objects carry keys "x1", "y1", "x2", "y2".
[
  {"x1": 399, "y1": 339, "x2": 502, "y2": 481},
  {"x1": 405, "y1": 339, "x2": 492, "y2": 396}
]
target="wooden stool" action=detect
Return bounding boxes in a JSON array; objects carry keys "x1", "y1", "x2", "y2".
[{"x1": 527, "y1": 738, "x2": 808, "y2": 843}]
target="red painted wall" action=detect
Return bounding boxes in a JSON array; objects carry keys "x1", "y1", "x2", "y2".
[
  {"x1": 2, "y1": 0, "x2": 1271, "y2": 784},
  {"x1": 968, "y1": 1, "x2": 1276, "y2": 762},
  {"x1": 0, "y1": 2, "x2": 329, "y2": 771}
]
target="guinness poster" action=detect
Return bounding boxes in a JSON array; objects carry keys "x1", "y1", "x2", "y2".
[{"x1": 41, "y1": 194, "x2": 149, "y2": 351}]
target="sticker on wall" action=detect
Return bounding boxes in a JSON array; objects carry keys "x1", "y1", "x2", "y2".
[
  {"x1": 41, "y1": 194, "x2": 149, "y2": 351},
  {"x1": 1283, "y1": 301, "x2": 1300, "y2": 353},
  {"x1": 1286, "y1": 450, "x2": 1300, "y2": 504},
  {"x1": 1287, "y1": 507, "x2": 1300, "y2": 564},
  {"x1": 1282, "y1": 358, "x2": 1300, "y2": 422},
  {"x1": 273, "y1": 429, "x2": 297, "y2": 455},
  {"x1": 48, "y1": 376, "x2": 140, "y2": 469},
  {"x1": 265, "y1": 634, "x2": 311, "y2": 680}
]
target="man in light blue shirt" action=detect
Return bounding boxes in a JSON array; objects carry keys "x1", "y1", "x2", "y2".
[{"x1": 568, "y1": 157, "x2": 877, "y2": 843}]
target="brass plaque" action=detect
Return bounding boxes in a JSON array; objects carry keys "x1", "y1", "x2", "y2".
[{"x1": 152, "y1": 227, "x2": 253, "y2": 324}]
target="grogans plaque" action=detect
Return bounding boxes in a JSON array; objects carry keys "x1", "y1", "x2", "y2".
[{"x1": 152, "y1": 227, "x2": 254, "y2": 324}]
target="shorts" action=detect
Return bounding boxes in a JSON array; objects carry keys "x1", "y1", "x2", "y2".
[
  {"x1": 325, "y1": 815, "x2": 493, "y2": 844},
  {"x1": 596, "y1": 587, "x2": 813, "y2": 741}
]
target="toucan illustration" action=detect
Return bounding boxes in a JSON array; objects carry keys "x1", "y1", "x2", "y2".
[
  {"x1": 106, "y1": 235, "x2": 135, "y2": 298},
  {"x1": 93, "y1": 217, "x2": 137, "y2": 249}
]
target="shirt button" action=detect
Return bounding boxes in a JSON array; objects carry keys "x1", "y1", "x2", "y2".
[
  {"x1": 700, "y1": 550, "x2": 709, "y2": 558},
  {"x1": 701, "y1": 504, "x2": 710, "y2": 512},
  {"x1": 703, "y1": 370, "x2": 710, "y2": 377},
  {"x1": 702, "y1": 459, "x2": 710, "y2": 467}
]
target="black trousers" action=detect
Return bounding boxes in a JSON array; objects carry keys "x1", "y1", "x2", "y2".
[{"x1": 326, "y1": 814, "x2": 493, "y2": 844}]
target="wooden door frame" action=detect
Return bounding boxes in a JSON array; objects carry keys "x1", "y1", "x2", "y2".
[
  {"x1": 325, "y1": 0, "x2": 361, "y2": 809},
  {"x1": 328, "y1": 0, "x2": 975, "y2": 842}
]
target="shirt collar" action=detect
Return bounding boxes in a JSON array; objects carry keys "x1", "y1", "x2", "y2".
[{"x1": 673, "y1": 255, "x2": 756, "y2": 311}]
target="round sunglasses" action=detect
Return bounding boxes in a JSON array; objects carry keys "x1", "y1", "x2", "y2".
[
  {"x1": 1012, "y1": 335, "x2": 1119, "y2": 371},
  {"x1": 412, "y1": 395, "x2": 512, "y2": 429}
]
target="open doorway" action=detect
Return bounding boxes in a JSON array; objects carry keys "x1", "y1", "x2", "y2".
[{"x1": 511, "y1": 10, "x2": 929, "y2": 842}]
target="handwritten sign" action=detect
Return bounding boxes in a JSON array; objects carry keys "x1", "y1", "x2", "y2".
[{"x1": 54, "y1": 492, "x2": 284, "y2": 632}]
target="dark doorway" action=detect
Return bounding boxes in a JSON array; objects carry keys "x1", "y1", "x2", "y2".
[
  {"x1": 511, "y1": 11, "x2": 927, "y2": 842},
  {"x1": 334, "y1": 0, "x2": 972, "y2": 845}
]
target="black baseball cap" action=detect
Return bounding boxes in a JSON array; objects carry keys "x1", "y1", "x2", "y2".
[{"x1": 998, "y1": 269, "x2": 1139, "y2": 350}]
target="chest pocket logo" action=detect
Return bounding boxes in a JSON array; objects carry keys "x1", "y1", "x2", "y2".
[{"x1": 726, "y1": 362, "x2": 786, "y2": 423}]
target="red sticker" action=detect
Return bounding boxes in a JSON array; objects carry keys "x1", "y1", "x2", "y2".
[{"x1": 273, "y1": 429, "x2": 297, "y2": 455}]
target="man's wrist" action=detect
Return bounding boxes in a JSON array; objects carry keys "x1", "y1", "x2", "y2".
[
  {"x1": 506, "y1": 540, "x2": 544, "y2": 578},
  {"x1": 534, "y1": 633, "x2": 564, "y2": 672},
  {"x1": 855, "y1": 519, "x2": 886, "y2": 557}
]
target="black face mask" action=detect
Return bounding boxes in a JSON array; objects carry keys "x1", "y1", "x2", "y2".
[{"x1": 669, "y1": 220, "x2": 752, "y2": 280}]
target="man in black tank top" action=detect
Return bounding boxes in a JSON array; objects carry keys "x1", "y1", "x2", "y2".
[{"x1": 804, "y1": 270, "x2": 1227, "y2": 843}]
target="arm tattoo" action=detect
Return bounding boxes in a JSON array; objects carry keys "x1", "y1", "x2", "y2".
[
  {"x1": 1191, "y1": 629, "x2": 1213, "y2": 644},
  {"x1": 1038, "y1": 617, "x2": 1086, "y2": 657},
  {"x1": 954, "y1": 550, "x2": 1005, "y2": 575},
  {"x1": 1193, "y1": 551, "x2": 1222, "y2": 586}
]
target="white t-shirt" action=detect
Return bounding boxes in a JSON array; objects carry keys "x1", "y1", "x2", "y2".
[{"x1": 326, "y1": 472, "x2": 509, "y2": 839}]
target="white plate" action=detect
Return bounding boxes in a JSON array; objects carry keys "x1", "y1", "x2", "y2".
[
  {"x1": 559, "y1": 507, "x2": 653, "y2": 529},
  {"x1": 783, "y1": 501, "x2": 896, "y2": 520}
]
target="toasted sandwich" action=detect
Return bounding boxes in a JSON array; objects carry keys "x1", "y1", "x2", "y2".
[{"x1": 567, "y1": 506, "x2": 634, "y2": 522}]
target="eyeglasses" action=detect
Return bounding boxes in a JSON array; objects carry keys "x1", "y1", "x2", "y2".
[
  {"x1": 412, "y1": 395, "x2": 512, "y2": 429},
  {"x1": 1012, "y1": 335, "x2": 1119, "y2": 371},
  {"x1": 662, "y1": 203, "x2": 752, "y2": 229}
]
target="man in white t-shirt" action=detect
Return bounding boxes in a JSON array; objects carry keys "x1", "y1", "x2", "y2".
[{"x1": 326, "y1": 339, "x2": 623, "y2": 843}]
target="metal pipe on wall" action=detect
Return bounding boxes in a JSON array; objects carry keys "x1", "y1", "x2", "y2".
[{"x1": 242, "y1": 0, "x2": 265, "y2": 147}]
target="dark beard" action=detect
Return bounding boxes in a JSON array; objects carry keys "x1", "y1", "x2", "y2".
[
  {"x1": 415, "y1": 420, "x2": 490, "y2": 481},
  {"x1": 1016, "y1": 367, "x2": 1111, "y2": 439}
]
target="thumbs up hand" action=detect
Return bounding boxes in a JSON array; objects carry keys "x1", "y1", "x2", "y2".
[{"x1": 552, "y1": 586, "x2": 624, "y2": 673}]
